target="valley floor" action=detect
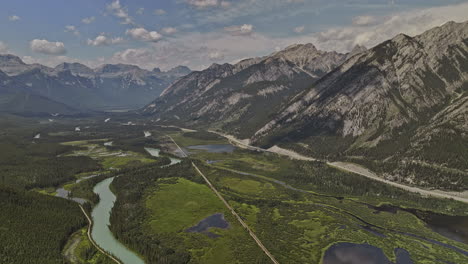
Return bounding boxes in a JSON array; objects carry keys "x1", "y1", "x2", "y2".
[{"x1": 1, "y1": 114, "x2": 468, "y2": 264}]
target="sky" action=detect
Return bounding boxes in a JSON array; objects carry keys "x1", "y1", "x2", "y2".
[{"x1": 0, "y1": 0, "x2": 467, "y2": 71}]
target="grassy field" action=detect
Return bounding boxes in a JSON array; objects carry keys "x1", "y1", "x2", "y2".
[
  {"x1": 62, "y1": 140, "x2": 156, "y2": 169},
  {"x1": 144, "y1": 177, "x2": 268, "y2": 263}
]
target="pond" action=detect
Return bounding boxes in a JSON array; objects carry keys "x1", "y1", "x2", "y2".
[
  {"x1": 368, "y1": 204, "x2": 468, "y2": 245},
  {"x1": 186, "y1": 213, "x2": 229, "y2": 238},
  {"x1": 322, "y1": 243, "x2": 413, "y2": 264}
]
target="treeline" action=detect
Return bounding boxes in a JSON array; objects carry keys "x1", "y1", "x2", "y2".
[
  {"x1": 0, "y1": 137, "x2": 100, "y2": 189},
  {"x1": 109, "y1": 161, "x2": 203, "y2": 263},
  {"x1": 0, "y1": 185, "x2": 85, "y2": 264}
]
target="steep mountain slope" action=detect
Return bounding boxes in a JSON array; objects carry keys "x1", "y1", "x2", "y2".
[
  {"x1": 0, "y1": 56, "x2": 191, "y2": 110},
  {"x1": 252, "y1": 21, "x2": 468, "y2": 190},
  {"x1": 0, "y1": 70, "x2": 77, "y2": 114},
  {"x1": 143, "y1": 44, "x2": 350, "y2": 137}
]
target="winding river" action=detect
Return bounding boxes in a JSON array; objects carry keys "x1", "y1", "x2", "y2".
[
  {"x1": 89, "y1": 148, "x2": 181, "y2": 264},
  {"x1": 91, "y1": 177, "x2": 145, "y2": 264}
]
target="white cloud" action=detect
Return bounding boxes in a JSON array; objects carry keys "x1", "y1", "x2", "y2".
[
  {"x1": 8, "y1": 15, "x2": 20, "y2": 22},
  {"x1": 352, "y1": 15, "x2": 377, "y2": 26},
  {"x1": 81, "y1": 16, "x2": 95, "y2": 24},
  {"x1": 154, "y1": 9, "x2": 166, "y2": 15},
  {"x1": 208, "y1": 51, "x2": 224, "y2": 60},
  {"x1": 30, "y1": 39, "x2": 66, "y2": 55},
  {"x1": 224, "y1": 24, "x2": 254, "y2": 36},
  {"x1": 87, "y1": 35, "x2": 124, "y2": 46},
  {"x1": 136, "y1": 8, "x2": 145, "y2": 15},
  {"x1": 0, "y1": 41, "x2": 8, "y2": 53},
  {"x1": 126, "y1": 28, "x2": 162, "y2": 42},
  {"x1": 107, "y1": 0, "x2": 133, "y2": 25},
  {"x1": 307, "y1": 2, "x2": 468, "y2": 52},
  {"x1": 187, "y1": 0, "x2": 219, "y2": 8},
  {"x1": 18, "y1": 2, "x2": 468, "y2": 73},
  {"x1": 294, "y1": 26, "x2": 305, "y2": 33},
  {"x1": 162, "y1": 27, "x2": 178, "y2": 35},
  {"x1": 65, "y1": 25, "x2": 80, "y2": 36}
]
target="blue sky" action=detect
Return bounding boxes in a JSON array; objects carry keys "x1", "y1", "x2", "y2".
[{"x1": 0, "y1": 0, "x2": 467, "y2": 70}]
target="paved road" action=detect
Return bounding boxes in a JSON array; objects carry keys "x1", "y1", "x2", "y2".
[{"x1": 210, "y1": 130, "x2": 468, "y2": 204}]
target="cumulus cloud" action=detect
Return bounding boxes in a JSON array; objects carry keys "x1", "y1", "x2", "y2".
[
  {"x1": 162, "y1": 27, "x2": 178, "y2": 35},
  {"x1": 107, "y1": 0, "x2": 133, "y2": 25},
  {"x1": 8, "y1": 15, "x2": 20, "y2": 22},
  {"x1": 294, "y1": 26, "x2": 305, "y2": 33},
  {"x1": 0, "y1": 41, "x2": 8, "y2": 53},
  {"x1": 30, "y1": 39, "x2": 66, "y2": 55},
  {"x1": 208, "y1": 51, "x2": 224, "y2": 60},
  {"x1": 87, "y1": 35, "x2": 124, "y2": 46},
  {"x1": 21, "y1": 2, "x2": 468, "y2": 73},
  {"x1": 352, "y1": 15, "x2": 377, "y2": 26},
  {"x1": 186, "y1": 0, "x2": 230, "y2": 8},
  {"x1": 154, "y1": 9, "x2": 166, "y2": 15},
  {"x1": 307, "y1": 2, "x2": 468, "y2": 52},
  {"x1": 136, "y1": 8, "x2": 145, "y2": 15},
  {"x1": 65, "y1": 25, "x2": 80, "y2": 36},
  {"x1": 81, "y1": 16, "x2": 95, "y2": 24},
  {"x1": 224, "y1": 24, "x2": 254, "y2": 36},
  {"x1": 126, "y1": 28, "x2": 162, "y2": 42}
]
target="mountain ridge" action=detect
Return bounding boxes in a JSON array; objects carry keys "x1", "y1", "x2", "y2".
[{"x1": 0, "y1": 55, "x2": 192, "y2": 111}]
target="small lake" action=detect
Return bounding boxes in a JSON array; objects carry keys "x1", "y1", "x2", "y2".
[
  {"x1": 91, "y1": 177, "x2": 145, "y2": 264},
  {"x1": 187, "y1": 144, "x2": 235, "y2": 153},
  {"x1": 322, "y1": 243, "x2": 413, "y2": 264},
  {"x1": 186, "y1": 213, "x2": 229, "y2": 238},
  {"x1": 368, "y1": 204, "x2": 468, "y2": 245}
]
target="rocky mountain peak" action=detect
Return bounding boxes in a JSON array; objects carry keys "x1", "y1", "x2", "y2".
[
  {"x1": 166, "y1": 65, "x2": 191, "y2": 76},
  {"x1": 95, "y1": 64, "x2": 142, "y2": 74},
  {"x1": 54, "y1": 62, "x2": 94, "y2": 76},
  {"x1": 0, "y1": 54, "x2": 25, "y2": 65},
  {"x1": 0, "y1": 54, "x2": 31, "y2": 75},
  {"x1": 350, "y1": 44, "x2": 367, "y2": 55}
]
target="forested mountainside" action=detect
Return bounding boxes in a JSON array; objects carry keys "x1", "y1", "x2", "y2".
[
  {"x1": 252, "y1": 21, "x2": 468, "y2": 190},
  {"x1": 0, "y1": 70, "x2": 78, "y2": 114},
  {"x1": 144, "y1": 21, "x2": 467, "y2": 190},
  {"x1": 142, "y1": 43, "x2": 357, "y2": 138},
  {"x1": 0, "y1": 55, "x2": 191, "y2": 112}
]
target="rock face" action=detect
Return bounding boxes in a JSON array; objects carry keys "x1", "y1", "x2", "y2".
[
  {"x1": 0, "y1": 56, "x2": 191, "y2": 110},
  {"x1": 251, "y1": 21, "x2": 468, "y2": 190},
  {"x1": 144, "y1": 21, "x2": 468, "y2": 190},
  {"x1": 143, "y1": 44, "x2": 347, "y2": 138},
  {"x1": 253, "y1": 21, "x2": 467, "y2": 143}
]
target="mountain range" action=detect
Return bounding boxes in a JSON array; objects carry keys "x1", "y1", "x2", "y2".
[
  {"x1": 0, "y1": 55, "x2": 191, "y2": 113},
  {"x1": 142, "y1": 43, "x2": 365, "y2": 137},
  {"x1": 143, "y1": 21, "x2": 468, "y2": 190}
]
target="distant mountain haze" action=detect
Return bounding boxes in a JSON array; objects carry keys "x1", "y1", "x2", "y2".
[{"x1": 0, "y1": 55, "x2": 191, "y2": 112}]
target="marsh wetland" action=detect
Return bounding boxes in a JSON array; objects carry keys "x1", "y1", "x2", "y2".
[{"x1": 1, "y1": 115, "x2": 468, "y2": 264}]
